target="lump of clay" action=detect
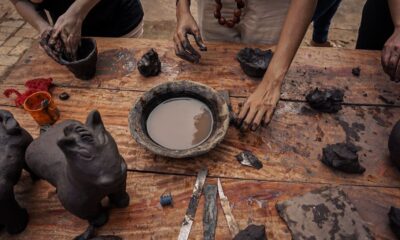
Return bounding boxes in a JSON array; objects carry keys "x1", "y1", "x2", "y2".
[
  {"x1": 237, "y1": 48, "x2": 273, "y2": 78},
  {"x1": 236, "y1": 151, "x2": 263, "y2": 169},
  {"x1": 138, "y1": 49, "x2": 161, "y2": 77},
  {"x1": 389, "y1": 120, "x2": 400, "y2": 170},
  {"x1": 389, "y1": 206, "x2": 400, "y2": 239},
  {"x1": 321, "y1": 143, "x2": 365, "y2": 174},
  {"x1": 352, "y1": 67, "x2": 361, "y2": 77},
  {"x1": 25, "y1": 110, "x2": 129, "y2": 239},
  {"x1": 0, "y1": 110, "x2": 33, "y2": 234},
  {"x1": 305, "y1": 88, "x2": 344, "y2": 113},
  {"x1": 233, "y1": 224, "x2": 267, "y2": 240}
]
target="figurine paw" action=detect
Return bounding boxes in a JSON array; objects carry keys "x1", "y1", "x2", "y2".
[
  {"x1": 6, "y1": 208, "x2": 29, "y2": 234},
  {"x1": 110, "y1": 192, "x2": 130, "y2": 208},
  {"x1": 89, "y1": 211, "x2": 108, "y2": 228}
]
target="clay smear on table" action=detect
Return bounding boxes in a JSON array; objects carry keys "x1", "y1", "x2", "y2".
[{"x1": 146, "y1": 97, "x2": 213, "y2": 150}]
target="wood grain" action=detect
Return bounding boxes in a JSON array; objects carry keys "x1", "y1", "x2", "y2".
[
  {"x1": 1, "y1": 85, "x2": 399, "y2": 187},
  {"x1": 0, "y1": 171, "x2": 397, "y2": 240},
  {"x1": 3, "y1": 38, "x2": 399, "y2": 105}
]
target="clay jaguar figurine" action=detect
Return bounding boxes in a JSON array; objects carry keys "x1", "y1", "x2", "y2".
[
  {"x1": 0, "y1": 110, "x2": 33, "y2": 234},
  {"x1": 25, "y1": 110, "x2": 129, "y2": 239},
  {"x1": 389, "y1": 120, "x2": 400, "y2": 170}
]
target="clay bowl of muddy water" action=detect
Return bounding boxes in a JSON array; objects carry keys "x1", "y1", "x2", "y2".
[{"x1": 129, "y1": 80, "x2": 229, "y2": 158}]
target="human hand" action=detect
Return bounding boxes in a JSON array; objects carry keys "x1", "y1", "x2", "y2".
[
  {"x1": 382, "y1": 27, "x2": 400, "y2": 82},
  {"x1": 236, "y1": 80, "x2": 282, "y2": 131},
  {"x1": 174, "y1": 12, "x2": 207, "y2": 63},
  {"x1": 50, "y1": 9, "x2": 83, "y2": 60},
  {"x1": 40, "y1": 29, "x2": 65, "y2": 64}
]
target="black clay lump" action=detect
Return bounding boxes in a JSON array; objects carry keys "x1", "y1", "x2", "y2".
[
  {"x1": 306, "y1": 88, "x2": 344, "y2": 113},
  {"x1": 0, "y1": 110, "x2": 33, "y2": 234},
  {"x1": 138, "y1": 48, "x2": 161, "y2": 77},
  {"x1": 389, "y1": 206, "x2": 400, "y2": 239},
  {"x1": 237, "y1": 48, "x2": 273, "y2": 78},
  {"x1": 25, "y1": 110, "x2": 129, "y2": 240},
  {"x1": 233, "y1": 224, "x2": 267, "y2": 240},
  {"x1": 321, "y1": 143, "x2": 365, "y2": 174},
  {"x1": 236, "y1": 151, "x2": 263, "y2": 169},
  {"x1": 389, "y1": 120, "x2": 400, "y2": 170}
]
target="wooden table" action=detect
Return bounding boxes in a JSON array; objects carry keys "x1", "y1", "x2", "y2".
[{"x1": 1, "y1": 38, "x2": 399, "y2": 240}]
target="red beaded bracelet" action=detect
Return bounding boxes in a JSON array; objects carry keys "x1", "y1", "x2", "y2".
[{"x1": 214, "y1": 0, "x2": 244, "y2": 28}]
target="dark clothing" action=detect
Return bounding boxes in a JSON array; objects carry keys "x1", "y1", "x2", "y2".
[
  {"x1": 356, "y1": 0, "x2": 394, "y2": 50},
  {"x1": 37, "y1": 0, "x2": 143, "y2": 37},
  {"x1": 312, "y1": 0, "x2": 342, "y2": 44}
]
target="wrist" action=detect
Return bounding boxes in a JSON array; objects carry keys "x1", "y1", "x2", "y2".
[{"x1": 176, "y1": 1, "x2": 191, "y2": 19}]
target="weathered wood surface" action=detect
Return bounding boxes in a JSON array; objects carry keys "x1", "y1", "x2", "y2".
[
  {"x1": 1, "y1": 85, "x2": 399, "y2": 187},
  {"x1": 4, "y1": 38, "x2": 399, "y2": 105},
  {"x1": 0, "y1": 172, "x2": 398, "y2": 240}
]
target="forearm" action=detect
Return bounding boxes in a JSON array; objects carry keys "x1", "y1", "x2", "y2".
[
  {"x1": 176, "y1": 0, "x2": 191, "y2": 18},
  {"x1": 261, "y1": 0, "x2": 317, "y2": 87},
  {"x1": 67, "y1": 0, "x2": 100, "y2": 21},
  {"x1": 388, "y1": 0, "x2": 400, "y2": 28},
  {"x1": 10, "y1": 0, "x2": 50, "y2": 33}
]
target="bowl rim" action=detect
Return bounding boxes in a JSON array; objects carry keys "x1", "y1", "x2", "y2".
[{"x1": 128, "y1": 80, "x2": 230, "y2": 158}]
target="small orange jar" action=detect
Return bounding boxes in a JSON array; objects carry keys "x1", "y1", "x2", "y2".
[{"x1": 23, "y1": 91, "x2": 60, "y2": 126}]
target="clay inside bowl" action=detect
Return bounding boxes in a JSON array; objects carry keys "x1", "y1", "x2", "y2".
[
  {"x1": 60, "y1": 38, "x2": 98, "y2": 80},
  {"x1": 129, "y1": 80, "x2": 229, "y2": 158}
]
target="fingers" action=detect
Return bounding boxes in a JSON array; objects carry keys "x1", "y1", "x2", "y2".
[
  {"x1": 192, "y1": 28, "x2": 207, "y2": 51},
  {"x1": 236, "y1": 102, "x2": 249, "y2": 127},
  {"x1": 387, "y1": 50, "x2": 400, "y2": 79},
  {"x1": 174, "y1": 34, "x2": 199, "y2": 63},
  {"x1": 263, "y1": 108, "x2": 275, "y2": 127},
  {"x1": 251, "y1": 106, "x2": 267, "y2": 131}
]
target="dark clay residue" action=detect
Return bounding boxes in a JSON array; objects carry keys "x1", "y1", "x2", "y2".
[
  {"x1": 389, "y1": 120, "x2": 400, "y2": 170},
  {"x1": 233, "y1": 224, "x2": 267, "y2": 240},
  {"x1": 378, "y1": 95, "x2": 395, "y2": 105},
  {"x1": 237, "y1": 48, "x2": 273, "y2": 78},
  {"x1": 236, "y1": 151, "x2": 263, "y2": 169},
  {"x1": 59, "y1": 92, "x2": 70, "y2": 101},
  {"x1": 97, "y1": 49, "x2": 136, "y2": 78},
  {"x1": 388, "y1": 206, "x2": 400, "y2": 239},
  {"x1": 321, "y1": 142, "x2": 365, "y2": 174},
  {"x1": 352, "y1": 67, "x2": 361, "y2": 77},
  {"x1": 137, "y1": 48, "x2": 161, "y2": 77},
  {"x1": 306, "y1": 88, "x2": 344, "y2": 113}
]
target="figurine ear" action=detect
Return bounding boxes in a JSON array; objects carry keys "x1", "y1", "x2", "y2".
[
  {"x1": 0, "y1": 110, "x2": 20, "y2": 135},
  {"x1": 57, "y1": 136, "x2": 77, "y2": 157},
  {"x1": 85, "y1": 110, "x2": 105, "y2": 132}
]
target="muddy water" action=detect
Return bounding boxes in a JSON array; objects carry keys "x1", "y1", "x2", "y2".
[{"x1": 146, "y1": 98, "x2": 213, "y2": 150}]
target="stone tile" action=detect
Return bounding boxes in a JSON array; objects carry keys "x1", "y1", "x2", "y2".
[
  {"x1": 3, "y1": 36, "x2": 23, "y2": 47},
  {"x1": 0, "y1": 54, "x2": 19, "y2": 66},
  {"x1": 9, "y1": 39, "x2": 33, "y2": 55},
  {"x1": 0, "y1": 46, "x2": 12, "y2": 54},
  {"x1": 0, "y1": 66, "x2": 7, "y2": 78},
  {"x1": 0, "y1": 20, "x2": 24, "y2": 28},
  {"x1": 0, "y1": 31, "x2": 12, "y2": 41},
  {"x1": 14, "y1": 27, "x2": 38, "y2": 38},
  {"x1": 0, "y1": 26, "x2": 17, "y2": 33}
]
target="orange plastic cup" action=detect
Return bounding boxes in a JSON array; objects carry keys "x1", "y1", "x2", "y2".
[{"x1": 23, "y1": 91, "x2": 60, "y2": 126}]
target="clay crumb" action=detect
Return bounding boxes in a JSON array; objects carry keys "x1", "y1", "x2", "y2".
[
  {"x1": 59, "y1": 92, "x2": 70, "y2": 101},
  {"x1": 321, "y1": 142, "x2": 365, "y2": 174},
  {"x1": 138, "y1": 48, "x2": 161, "y2": 77},
  {"x1": 352, "y1": 67, "x2": 361, "y2": 77},
  {"x1": 233, "y1": 224, "x2": 266, "y2": 240},
  {"x1": 236, "y1": 151, "x2": 263, "y2": 169},
  {"x1": 305, "y1": 88, "x2": 344, "y2": 113}
]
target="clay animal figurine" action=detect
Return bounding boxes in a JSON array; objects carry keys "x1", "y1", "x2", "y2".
[
  {"x1": 389, "y1": 120, "x2": 400, "y2": 170},
  {"x1": 25, "y1": 110, "x2": 129, "y2": 239},
  {"x1": 0, "y1": 110, "x2": 33, "y2": 234}
]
